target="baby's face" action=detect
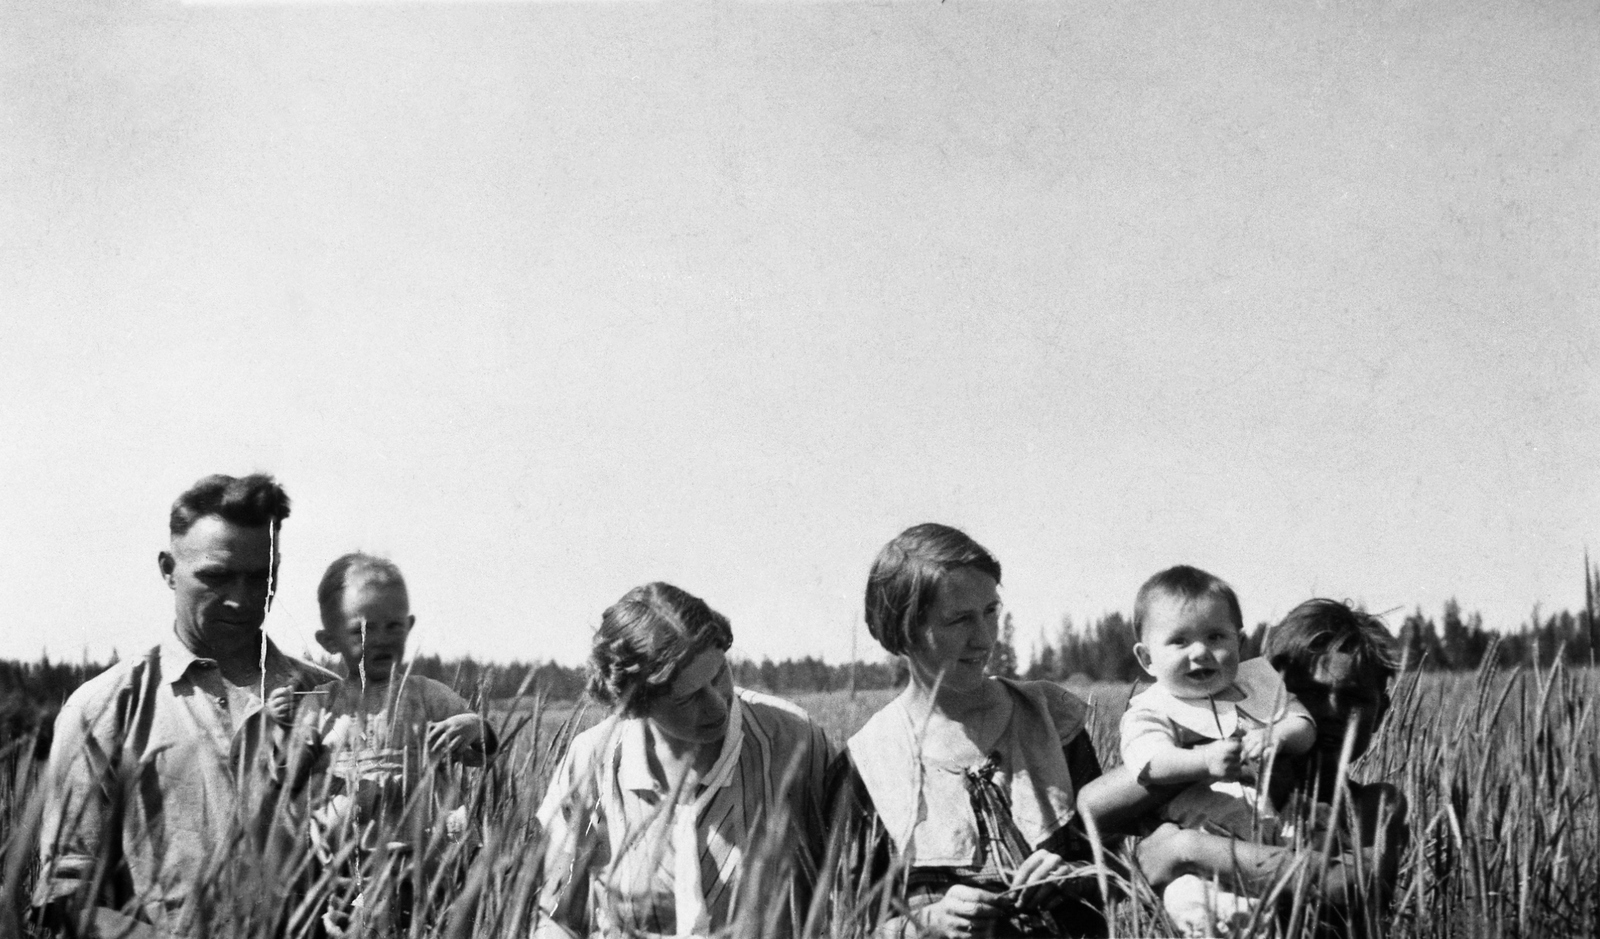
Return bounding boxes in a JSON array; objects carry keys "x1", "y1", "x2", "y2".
[
  {"x1": 326, "y1": 580, "x2": 414, "y2": 683},
  {"x1": 1136, "y1": 594, "x2": 1242, "y2": 698}
]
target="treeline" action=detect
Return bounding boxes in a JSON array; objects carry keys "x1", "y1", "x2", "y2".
[
  {"x1": 1395, "y1": 601, "x2": 1596, "y2": 671},
  {"x1": 6, "y1": 571, "x2": 1597, "y2": 747},
  {"x1": 1015, "y1": 612, "x2": 1272, "y2": 685},
  {"x1": 0, "y1": 651, "x2": 908, "y2": 750},
  {"x1": 1018, "y1": 596, "x2": 1600, "y2": 686},
  {"x1": 0, "y1": 658, "x2": 108, "y2": 757},
  {"x1": 404, "y1": 653, "x2": 906, "y2": 701}
]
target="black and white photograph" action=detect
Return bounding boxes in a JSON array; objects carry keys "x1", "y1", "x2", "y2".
[{"x1": 3, "y1": 0, "x2": 1596, "y2": 936}]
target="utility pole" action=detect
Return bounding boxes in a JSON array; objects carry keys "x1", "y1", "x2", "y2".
[
  {"x1": 849, "y1": 611, "x2": 859, "y2": 701},
  {"x1": 1587, "y1": 546, "x2": 1597, "y2": 666}
]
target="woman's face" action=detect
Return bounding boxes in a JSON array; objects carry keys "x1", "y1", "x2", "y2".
[
  {"x1": 906, "y1": 566, "x2": 1000, "y2": 694},
  {"x1": 646, "y1": 647, "x2": 735, "y2": 747},
  {"x1": 1285, "y1": 651, "x2": 1390, "y2": 761}
]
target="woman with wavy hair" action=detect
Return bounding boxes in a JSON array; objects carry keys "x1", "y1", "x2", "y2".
[{"x1": 535, "y1": 583, "x2": 832, "y2": 939}]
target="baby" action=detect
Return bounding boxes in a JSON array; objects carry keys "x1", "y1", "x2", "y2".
[
  {"x1": 1080, "y1": 573, "x2": 1401, "y2": 936},
  {"x1": 1119, "y1": 565, "x2": 1317, "y2": 843}
]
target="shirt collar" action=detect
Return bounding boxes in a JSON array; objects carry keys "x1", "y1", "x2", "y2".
[
  {"x1": 615, "y1": 691, "x2": 745, "y2": 796},
  {"x1": 1142, "y1": 658, "x2": 1288, "y2": 739},
  {"x1": 160, "y1": 634, "x2": 287, "y2": 686}
]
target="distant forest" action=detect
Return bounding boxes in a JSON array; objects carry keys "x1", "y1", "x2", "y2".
[{"x1": 6, "y1": 569, "x2": 1598, "y2": 755}]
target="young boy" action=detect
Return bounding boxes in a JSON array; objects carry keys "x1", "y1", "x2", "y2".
[
  {"x1": 292, "y1": 552, "x2": 495, "y2": 831},
  {"x1": 271, "y1": 553, "x2": 496, "y2": 935},
  {"x1": 1120, "y1": 565, "x2": 1317, "y2": 843}
]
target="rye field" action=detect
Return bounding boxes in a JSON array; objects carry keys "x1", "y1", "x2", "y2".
[{"x1": 2, "y1": 657, "x2": 1595, "y2": 938}]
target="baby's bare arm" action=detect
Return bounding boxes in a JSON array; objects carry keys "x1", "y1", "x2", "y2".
[{"x1": 1140, "y1": 738, "x2": 1242, "y2": 786}]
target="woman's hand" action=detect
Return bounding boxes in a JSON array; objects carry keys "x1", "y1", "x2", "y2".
[
  {"x1": 427, "y1": 714, "x2": 485, "y2": 758},
  {"x1": 913, "y1": 884, "x2": 1004, "y2": 938},
  {"x1": 1008, "y1": 847, "x2": 1069, "y2": 908}
]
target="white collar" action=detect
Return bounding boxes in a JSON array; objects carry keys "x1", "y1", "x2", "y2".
[
  {"x1": 616, "y1": 690, "x2": 745, "y2": 801},
  {"x1": 1135, "y1": 658, "x2": 1290, "y2": 739}
]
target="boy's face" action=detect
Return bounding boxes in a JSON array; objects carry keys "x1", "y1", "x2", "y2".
[
  {"x1": 1135, "y1": 593, "x2": 1241, "y2": 698},
  {"x1": 319, "y1": 579, "x2": 413, "y2": 683}
]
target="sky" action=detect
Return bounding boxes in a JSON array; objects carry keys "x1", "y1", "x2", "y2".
[{"x1": 3, "y1": 0, "x2": 1596, "y2": 670}]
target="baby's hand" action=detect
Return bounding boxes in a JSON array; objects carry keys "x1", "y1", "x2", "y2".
[
  {"x1": 264, "y1": 685, "x2": 296, "y2": 729},
  {"x1": 426, "y1": 714, "x2": 484, "y2": 758},
  {"x1": 1240, "y1": 728, "x2": 1275, "y2": 762},
  {"x1": 1201, "y1": 738, "x2": 1242, "y2": 781}
]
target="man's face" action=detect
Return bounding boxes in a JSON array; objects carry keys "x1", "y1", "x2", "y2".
[{"x1": 159, "y1": 515, "x2": 278, "y2": 656}]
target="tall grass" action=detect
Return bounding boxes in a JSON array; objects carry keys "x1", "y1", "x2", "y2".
[{"x1": 3, "y1": 660, "x2": 1595, "y2": 937}]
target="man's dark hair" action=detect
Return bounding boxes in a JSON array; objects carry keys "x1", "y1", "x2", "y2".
[
  {"x1": 169, "y1": 474, "x2": 291, "y2": 536},
  {"x1": 1132, "y1": 565, "x2": 1244, "y2": 640},
  {"x1": 864, "y1": 523, "x2": 1003, "y2": 657}
]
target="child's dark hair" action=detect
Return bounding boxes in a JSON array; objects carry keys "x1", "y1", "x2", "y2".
[
  {"x1": 864, "y1": 523, "x2": 1002, "y2": 657},
  {"x1": 169, "y1": 473, "x2": 290, "y2": 536},
  {"x1": 1132, "y1": 565, "x2": 1243, "y2": 639},
  {"x1": 1265, "y1": 599, "x2": 1399, "y2": 683},
  {"x1": 588, "y1": 582, "x2": 734, "y2": 718}
]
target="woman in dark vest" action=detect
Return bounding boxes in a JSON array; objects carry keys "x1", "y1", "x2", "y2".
[{"x1": 830, "y1": 524, "x2": 1106, "y2": 938}]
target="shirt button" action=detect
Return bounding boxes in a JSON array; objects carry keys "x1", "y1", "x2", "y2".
[{"x1": 217, "y1": 697, "x2": 228, "y2": 708}]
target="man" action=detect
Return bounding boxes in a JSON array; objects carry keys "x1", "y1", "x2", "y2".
[{"x1": 36, "y1": 474, "x2": 336, "y2": 937}]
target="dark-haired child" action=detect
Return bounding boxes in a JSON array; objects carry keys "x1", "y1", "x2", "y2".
[{"x1": 1264, "y1": 599, "x2": 1407, "y2": 873}]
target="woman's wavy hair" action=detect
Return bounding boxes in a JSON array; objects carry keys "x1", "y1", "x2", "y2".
[
  {"x1": 588, "y1": 582, "x2": 734, "y2": 717},
  {"x1": 864, "y1": 523, "x2": 1002, "y2": 657}
]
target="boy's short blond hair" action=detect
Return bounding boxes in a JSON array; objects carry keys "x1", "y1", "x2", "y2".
[{"x1": 317, "y1": 552, "x2": 407, "y2": 628}]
